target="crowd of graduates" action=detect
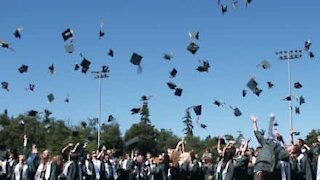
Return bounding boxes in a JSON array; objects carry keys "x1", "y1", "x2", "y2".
[{"x1": 0, "y1": 116, "x2": 319, "y2": 180}]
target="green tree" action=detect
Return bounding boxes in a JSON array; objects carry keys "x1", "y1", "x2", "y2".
[
  {"x1": 182, "y1": 108, "x2": 193, "y2": 136},
  {"x1": 305, "y1": 129, "x2": 320, "y2": 146},
  {"x1": 155, "y1": 128, "x2": 179, "y2": 153},
  {"x1": 100, "y1": 122, "x2": 124, "y2": 151}
]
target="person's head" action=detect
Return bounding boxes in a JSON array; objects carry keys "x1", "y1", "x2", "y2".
[
  {"x1": 291, "y1": 144, "x2": 301, "y2": 155},
  {"x1": 42, "y1": 150, "x2": 50, "y2": 160},
  {"x1": 223, "y1": 146, "x2": 235, "y2": 162},
  {"x1": 92, "y1": 151, "x2": 97, "y2": 159},
  {"x1": 296, "y1": 138, "x2": 305, "y2": 147},
  {"x1": 18, "y1": 155, "x2": 25, "y2": 163},
  {"x1": 146, "y1": 152, "x2": 152, "y2": 160},
  {"x1": 255, "y1": 146, "x2": 262, "y2": 157},
  {"x1": 106, "y1": 149, "x2": 112, "y2": 156},
  {"x1": 104, "y1": 153, "x2": 109, "y2": 161},
  {"x1": 136, "y1": 154, "x2": 144, "y2": 163},
  {"x1": 317, "y1": 135, "x2": 320, "y2": 143},
  {"x1": 86, "y1": 152, "x2": 92, "y2": 160},
  {"x1": 31, "y1": 144, "x2": 37, "y2": 151}
]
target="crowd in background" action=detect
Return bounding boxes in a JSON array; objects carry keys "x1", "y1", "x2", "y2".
[{"x1": 0, "y1": 116, "x2": 319, "y2": 180}]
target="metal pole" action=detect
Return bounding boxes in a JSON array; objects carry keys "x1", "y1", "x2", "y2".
[
  {"x1": 98, "y1": 74, "x2": 102, "y2": 148},
  {"x1": 287, "y1": 58, "x2": 293, "y2": 130}
]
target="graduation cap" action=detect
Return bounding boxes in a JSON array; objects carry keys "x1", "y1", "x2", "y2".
[
  {"x1": 295, "y1": 107, "x2": 300, "y2": 114},
  {"x1": 170, "y1": 68, "x2": 178, "y2": 78},
  {"x1": 294, "y1": 82, "x2": 303, "y2": 89},
  {"x1": 232, "y1": 0, "x2": 238, "y2": 9},
  {"x1": 299, "y1": 96, "x2": 305, "y2": 105},
  {"x1": 74, "y1": 64, "x2": 80, "y2": 71},
  {"x1": 282, "y1": 96, "x2": 292, "y2": 101},
  {"x1": 65, "y1": 95, "x2": 70, "y2": 103},
  {"x1": 44, "y1": 109, "x2": 52, "y2": 118},
  {"x1": 81, "y1": 121, "x2": 87, "y2": 128},
  {"x1": 141, "y1": 95, "x2": 152, "y2": 101},
  {"x1": 273, "y1": 121, "x2": 278, "y2": 126},
  {"x1": 304, "y1": 40, "x2": 312, "y2": 51},
  {"x1": 257, "y1": 60, "x2": 271, "y2": 69},
  {"x1": 267, "y1": 81, "x2": 274, "y2": 89},
  {"x1": 19, "y1": 120, "x2": 25, "y2": 127},
  {"x1": 47, "y1": 93, "x2": 55, "y2": 103},
  {"x1": 187, "y1": 42, "x2": 199, "y2": 55},
  {"x1": 64, "y1": 44, "x2": 74, "y2": 54},
  {"x1": 18, "y1": 65, "x2": 29, "y2": 74},
  {"x1": 213, "y1": 100, "x2": 223, "y2": 107},
  {"x1": 27, "y1": 110, "x2": 38, "y2": 117},
  {"x1": 107, "y1": 49, "x2": 114, "y2": 57},
  {"x1": 72, "y1": 131, "x2": 79, "y2": 137},
  {"x1": 245, "y1": 0, "x2": 252, "y2": 8},
  {"x1": 131, "y1": 107, "x2": 141, "y2": 114},
  {"x1": 13, "y1": 27, "x2": 23, "y2": 39},
  {"x1": 163, "y1": 53, "x2": 173, "y2": 60},
  {"x1": 166, "y1": 81, "x2": 177, "y2": 90},
  {"x1": 293, "y1": 131, "x2": 300, "y2": 136},
  {"x1": 230, "y1": 107, "x2": 242, "y2": 117},
  {"x1": 0, "y1": 41, "x2": 14, "y2": 51},
  {"x1": 224, "y1": 135, "x2": 234, "y2": 141},
  {"x1": 253, "y1": 88, "x2": 262, "y2": 96},
  {"x1": 200, "y1": 123, "x2": 207, "y2": 129},
  {"x1": 130, "y1": 53, "x2": 143, "y2": 73},
  {"x1": 174, "y1": 88, "x2": 183, "y2": 96},
  {"x1": 80, "y1": 58, "x2": 91, "y2": 74},
  {"x1": 196, "y1": 60, "x2": 210, "y2": 72},
  {"x1": 221, "y1": 5, "x2": 227, "y2": 15},
  {"x1": 48, "y1": 64, "x2": 55, "y2": 74},
  {"x1": 28, "y1": 84, "x2": 35, "y2": 91},
  {"x1": 99, "y1": 20, "x2": 105, "y2": 39},
  {"x1": 246, "y1": 77, "x2": 258, "y2": 92},
  {"x1": 188, "y1": 31, "x2": 199, "y2": 40},
  {"x1": 309, "y1": 51, "x2": 315, "y2": 59},
  {"x1": 193, "y1": 105, "x2": 202, "y2": 116},
  {"x1": 1, "y1": 81, "x2": 9, "y2": 91},
  {"x1": 242, "y1": 90, "x2": 247, "y2": 97},
  {"x1": 62, "y1": 28, "x2": 74, "y2": 41},
  {"x1": 108, "y1": 115, "x2": 115, "y2": 122}
]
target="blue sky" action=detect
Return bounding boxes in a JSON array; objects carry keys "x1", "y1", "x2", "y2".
[{"x1": 1, "y1": 0, "x2": 320, "y2": 145}]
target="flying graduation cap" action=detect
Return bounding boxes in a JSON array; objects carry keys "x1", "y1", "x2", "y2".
[
  {"x1": 196, "y1": 60, "x2": 210, "y2": 72},
  {"x1": 0, "y1": 41, "x2": 14, "y2": 51},
  {"x1": 187, "y1": 42, "x2": 200, "y2": 55},
  {"x1": 13, "y1": 27, "x2": 23, "y2": 39},
  {"x1": 245, "y1": 0, "x2": 253, "y2": 8},
  {"x1": 99, "y1": 20, "x2": 105, "y2": 39},
  {"x1": 213, "y1": 100, "x2": 225, "y2": 107},
  {"x1": 309, "y1": 51, "x2": 315, "y2": 59},
  {"x1": 167, "y1": 81, "x2": 177, "y2": 90},
  {"x1": 62, "y1": 28, "x2": 74, "y2": 41},
  {"x1": 108, "y1": 115, "x2": 115, "y2": 122},
  {"x1": 1, "y1": 81, "x2": 9, "y2": 91},
  {"x1": 27, "y1": 110, "x2": 38, "y2": 117},
  {"x1": 44, "y1": 109, "x2": 52, "y2": 119},
  {"x1": 295, "y1": 107, "x2": 300, "y2": 114},
  {"x1": 229, "y1": 106, "x2": 242, "y2": 117},
  {"x1": 193, "y1": 105, "x2": 202, "y2": 116},
  {"x1": 64, "y1": 44, "x2": 74, "y2": 54},
  {"x1": 294, "y1": 82, "x2": 303, "y2": 89},
  {"x1": 221, "y1": 5, "x2": 227, "y2": 15},
  {"x1": 242, "y1": 90, "x2": 247, "y2": 97},
  {"x1": 267, "y1": 81, "x2": 274, "y2": 89},
  {"x1": 282, "y1": 96, "x2": 292, "y2": 101},
  {"x1": 47, "y1": 93, "x2": 55, "y2": 103},
  {"x1": 246, "y1": 77, "x2": 262, "y2": 96},
  {"x1": 107, "y1": 49, "x2": 114, "y2": 57},
  {"x1": 188, "y1": 31, "x2": 199, "y2": 40},
  {"x1": 131, "y1": 107, "x2": 141, "y2": 115},
  {"x1": 48, "y1": 64, "x2": 55, "y2": 74},
  {"x1": 28, "y1": 84, "x2": 35, "y2": 91},
  {"x1": 257, "y1": 60, "x2": 271, "y2": 69},
  {"x1": 18, "y1": 65, "x2": 29, "y2": 74},
  {"x1": 130, "y1": 53, "x2": 143, "y2": 73},
  {"x1": 174, "y1": 88, "x2": 183, "y2": 97},
  {"x1": 80, "y1": 56, "x2": 91, "y2": 74},
  {"x1": 304, "y1": 40, "x2": 312, "y2": 51},
  {"x1": 170, "y1": 68, "x2": 178, "y2": 78},
  {"x1": 163, "y1": 53, "x2": 173, "y2": 60},
  {"x1": 299, "y1": 96, "x2": 305, "y2": 105}
]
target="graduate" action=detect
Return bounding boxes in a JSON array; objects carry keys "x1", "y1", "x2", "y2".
[
  {"x1": 23, "y1": 135, "x2": 39, "y2": 178},
  {"x1": 289, "y1": 144, "x2": 313, "y2": 180},
  {"x1": 34, "y1": 150, "x2": 58, "y2": 180},
  {"x1": 13, "y1": 155, "x2": 29, "y2": 180}
]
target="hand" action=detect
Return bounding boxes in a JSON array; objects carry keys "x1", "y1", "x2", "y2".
[
  {"x1": 68, "y1": 143, "x2": 74, "y2": 147},
  {"x1": 250, "y1": 115, "x2": 257, "y2": 123},
  {"x1": 290, "y1": 129, "x2": 294, "y2": 135},
  {"x1": 24, "y1": 135, "x2": 28, "y2": 140}
]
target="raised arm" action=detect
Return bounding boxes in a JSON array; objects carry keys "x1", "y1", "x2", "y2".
[
  {"x1": 251, "y1": 115, "x2": 258, "y2": 131},
  {"x1": 289, "y1": 129, "x2": 294, "y2": 145},
  {"x1": 23, "y1": 135, "x2": 28, "y2": 158},
  {"x1": 217, "y1": 137, "x2": 223, "y2": 155}
]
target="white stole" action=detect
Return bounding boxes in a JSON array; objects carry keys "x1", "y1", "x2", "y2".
[
  {"x1": 85, "y1": 159, "x2": 93, "y2": 175},
  {"x1": 14, "y1": 163, "x2": 28, "y2": 180},
  {"x1": 62, "y1": 161, "x2": 73, "y2": 177},
  {"x1": 216, "y1": 160, "x2": 231, "y2": 180},
  {"x1": 316, "y1": 154, "x2": 320, "y2": 180},
  {"x1": 93, "y1": 159, "x2": 101, "y2": 179},
  {"x1": 35, "y1": 161, "x2": 52, "y2": 180}
]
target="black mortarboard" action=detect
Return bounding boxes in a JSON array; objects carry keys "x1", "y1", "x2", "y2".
[
  {"x1": 65, "y1": 95, "x2": 70, "y2": 103},
  {"x1": 267, "y1": 81, "x2": 274, "y2": 89},
  {"x1": 273, "y1": 121, "x2": 278, "y2": 126},
  {"x1": 224, "y1": 135, "x2": 234, "y2": 141},
  {"x1": 80, "y1": 58, "x2": 91, "y2": 74},
  {"x1": 174, "y1": 88, "x2": 183, "y2": 96},
  {"x1": 304, "y1": 40, "x2": 312, "y2": 51},
  {"x1": 62, "y1": 28, "x2": 74, "y2": 41},
  {"x1": 283, "y1": 96, "x2": 292, "y2": 101},
  {"x1": 130, "y1": 53, "x2": 143, "y2": 73},
  {"x1": 245, "y1": 0, "x2": 252, "y2": 8},
  {"x1": 196, "y1": 60, "x2": 210, "y2": 72},
  {"x1": 131, "y1": 107, "x2": 141, "y2": 114},
  {"x1": 81, "y1": 121, "x2": 87, "y2": 128},
  {"x1": 141, "y1": 95, "x2": 149, "y2": 101},
  {"x1": 19, "y1": 120, "x2": 25, "y2": 127},
  {"x1": 221, "y1": 5, "x2": 227, "y2": 15},
  {"x1": 193, "y1": 105, "x2": 202, "y2": 116},
  {"x1": 295, "y1": 107, "x2": 300, "y2": 114},
  {"x1": 294, "y1": 82, "x2": 303, "y2": 89},
  {"x1": 167, "y1": 81, "x2": 177, "y2": 90},
  {"x1": 213, "y1": 100, "x2": 222, "y2": 107},
  {"x1": 200, "y1": 123, "x2": 207, "y2": 129},
  {"x1": 188, "y1": 31, "x2": 199, "y2": 40},
  {"x1": 309, "y1": 51, "x2": 315, "y2": 59},
  {"x1": 246, "y1": 77, "x2": 258, "y2": 92},
  {"x1": 293, "y1": 131, "x2": 300, "y2": 136},
  {"x1": 48, "y1": 64, "x2": 55, "y2": 74},
  {"x1": 64, "y1": 44, "x2": 74, "y2": 54},
  {"x1": 74, "y1": 64, "x2": 80, "y2": 71},
  {"x1": 18, "y1": 65, "x2": 28, "y2": 74},
  {"x1": 99, "y1": 20, "x2": 105, "y2": 39},
  {"x1": 13, "y1": 27, "x2": 23, "y2": 39},
  {"x1": 28, "y1": 84, "x2": 35, "y2": 91},
  {"x1": 299, "y1": 96, "x2": 305, "y2": 105},
  {"x1": 72, "y1": 131, "x2": 79, "y2": 137},
  {"x1": 242, "y1": 90, "x2": 247, "y2": 97},
  {"x1": 0, "y1": 41, "x2": 14, "y2": 51},
  {"x1": 44, "y1": 109, "x2": 52, "y2": 118},
  {"x1": 187, "y1": 42, "x2": 199, "y2": 55},
  {"x1": 27, "y1": 110, "x2": 38, "y2": 117},
  {"x1": 257, "y1": 60, "x2": 271, "y2": 69},
  {"x1": 47, "y1": 93, "x2": 55, "y2": 103},
  {"x1": 253, "y1": 88, "x2": 262, "y2": 96},
  {"x1": 1, "y1": 81, "x2": 9, "y2": 91},
  {"x1": 108, "y1": 115, "x2": 115, "y2": 122},
  {"x1": 107, "y1": 49, "x2": 114, "y2": 57},
  {"x1": 163, "y1": 53, "x2": 173, "y2": 60},
  {"x1": 232, "y1": 107, "x2": 242, "y2": 117},
  {"x1": 170, "y1": 68, "x2": 178, "y2": 78}
]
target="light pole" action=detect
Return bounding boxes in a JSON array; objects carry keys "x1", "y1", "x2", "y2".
[
  {"x1": 275, "y1": 49, "x2": 302, "y2": 130},
  {"x1": 91, "y1": 66, "x2": 109, "y2": 148}
]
